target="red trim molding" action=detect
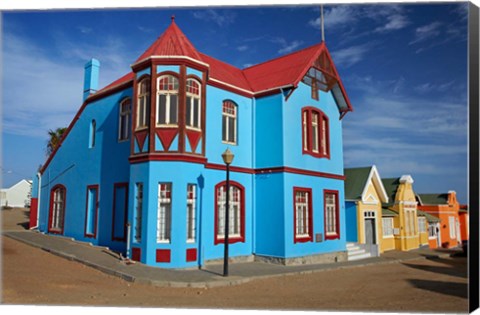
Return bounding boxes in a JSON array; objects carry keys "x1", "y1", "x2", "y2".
[
  {"x1": 324, "y1": 189, "x2": 340, "y2": 240},
  {"x1": 129, "y1": 154, "x2": 207, "y2": 164},
  {"x1": 156, "y1": 249, "x2": 171, "y2": 263},
  {"x1": 256, "y1": 166, "x2": 345, "y2": 180},
  {"x1": 214, "y1": 180, "x2": 246, "y2": 245},
  {"x1": 186, "y1": 248, "x2": 197, "y2": 262},
  {"x1": 293, "y1": 187, "x2": 313, "y2": 243}
]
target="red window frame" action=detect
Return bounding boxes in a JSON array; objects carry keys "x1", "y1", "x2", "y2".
[
  {"x1": 293, "y1": 187, "x2": 313, "y2": 243},
  {"x1": 48, "y1": 184, "x2": 67, "y2": 235},
  {"x1": 214, "y1": 180, "x2": 245, "y2": 245},
  {"x1": 84, "y1": 184, "x2": 99, "y2": 238},
  {"x1": 302, "y1": 107, "x2": 330, "y2": 159},
  {"x1": 324, "y1": 189, "x2": 340, "y2": 240}
]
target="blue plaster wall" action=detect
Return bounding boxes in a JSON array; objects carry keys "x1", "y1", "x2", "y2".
[
  {"x1": 345, "y1": 201, "x2": 358, "y2": 242},
  {"x1": 129, "y1": 161, "x2": 254, "y2": 268},
  {"x1": 38, "y1": 87, "x2": 133, "y2": 252},
  {"x1": 204, "y1": 85, "x2": 253, "y2": 168}
]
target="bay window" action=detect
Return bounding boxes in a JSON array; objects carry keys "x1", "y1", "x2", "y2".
[
  {"x1": 157, "y1": 75, "x2": 179, "y2": 126},
  {"x1": 137, "y1": 78, "x2": 150, "y2": 129}
]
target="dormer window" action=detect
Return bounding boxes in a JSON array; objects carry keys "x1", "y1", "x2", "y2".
[
  {"x1": 137, "y1": 78, "x2": 150, "y2": 129},
  {"x1": 186, "y1": 78, "x2": 201, "y2": 130},
  {"x1": 157, "y1": 75, "x2": 179, "y2": 127}
]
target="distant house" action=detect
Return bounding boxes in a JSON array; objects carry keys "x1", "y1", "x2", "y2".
[
  {"x1": 458, "y1": 204, "x2": 469, "y2": 243},
  {"x1": 344, "y1": 166, "x2": 389, "y2": 259},
  {"x1": 417, "y1": 191, "x2": 463, "y2": 249},
  {"x1": 30, "y1": 18, "x2": 354, "y2": 269},
  {"x1": 1, "y1": 179, "x2": 32, "y2": 208},
  {"x1": 381, "y1": 175, "x2": 422, "y2": 251}
]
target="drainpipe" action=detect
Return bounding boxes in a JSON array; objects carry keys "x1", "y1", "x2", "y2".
[
  {"x1": 126, "y1": 222, "x2": 131, "y2": 259},
  {"x1": 30, "y1": 172, "x2": 42, "y2": 229}
]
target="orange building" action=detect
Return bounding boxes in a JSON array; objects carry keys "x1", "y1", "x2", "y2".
[
  {"x1": 458, "y1": 204, "x2": 469, "y2": 243},
  {"x1": 417, "y1": 191, "x2": 463, "y2": 249}
]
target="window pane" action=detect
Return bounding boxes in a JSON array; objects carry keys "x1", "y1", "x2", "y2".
[
  {"x1": 222, "y1": 115, "x2": 227, "y2": 141},
  {"x1": 228, "y1": 116, "x2": 235, "y2": 143},
  {"x1": 193, "y1": 99, "x2": 200, "y2": 128},
  {"x1": 170, "y1": 95, "x2": 178, "y2": 124},
  {"x1": 158, "y1": 95, "x2": 166, "y2": 124},
  {"x1": 186, "y1": 96, "x2": 192, "y2": 126}
]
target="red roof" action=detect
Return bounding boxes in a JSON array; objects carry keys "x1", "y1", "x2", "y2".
[
  {"x1": 243, "y1": 43, "x2": 323, "y2": 93},
  {"x1": 135, "y1": 17, "x2": 202, "y2": 63},
  {"x1": 96, "y1": 18, "x2": 352, "y2": 113}
]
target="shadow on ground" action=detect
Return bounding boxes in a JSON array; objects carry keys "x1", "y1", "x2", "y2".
[
  {"x1": 402, "y1": 257, "x2": 467, "y2": 279},
  {"x1": 407, "y1": 279, "x2": 467, "y2": 299}
]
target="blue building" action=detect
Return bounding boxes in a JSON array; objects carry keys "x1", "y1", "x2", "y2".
[{"x1": 31, "y1": 18, "x2": 353, "y2": 269}]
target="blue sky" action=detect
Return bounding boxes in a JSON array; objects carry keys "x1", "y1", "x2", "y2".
[{"x1": 1, "y1": 2, "x2": 470, "y2": 203}]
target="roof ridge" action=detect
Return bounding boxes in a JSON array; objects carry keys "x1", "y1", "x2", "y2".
[{"x1": 242, "y1": 42, "x2": 323, "y2": 71}]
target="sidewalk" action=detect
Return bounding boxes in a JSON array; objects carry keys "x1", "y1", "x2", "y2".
[{"x1": 3, "y1": 230, "x2": 459, "y2": 288}]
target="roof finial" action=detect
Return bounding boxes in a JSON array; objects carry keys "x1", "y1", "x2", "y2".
[
  {"x1": 321, "y1": 5, "x2": 325, "y2": 43},
  {"x1": 171, "y1": 15, "x2": 175, "y2": 23}
]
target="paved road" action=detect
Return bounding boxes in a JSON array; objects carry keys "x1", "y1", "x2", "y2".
[{"x1": 1, "y1": 208, "x2": 469, "y2": 312}]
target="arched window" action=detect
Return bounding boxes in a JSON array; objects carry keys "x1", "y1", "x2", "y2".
[
  {"x1": 186, "y1": 78, "x2": 201, "y2": 129},
  {"x1": 222, "y1": 100, "x2": 237, "y2": 144},
  {"x1": 118, "y1": 98, "x2": 131, "y2": 141},
  {"x1": 302, "y1": 107, "x2": 329, "y2": 158},
  {"x1": 48, "y1": 185, "x2": 66, "y2": 234},
  {"x1": 137, "y1": 78, "x2": 150, "y2": 129},
  {"x1": 214, "y1": 181, "x2": 245, "y2": 244},
  {"x1": 157, "y1": 75, "x2": 179, "y2": 126},
  {"x1": 89, "y1": 120, "x2": 96, "y2": 148}
]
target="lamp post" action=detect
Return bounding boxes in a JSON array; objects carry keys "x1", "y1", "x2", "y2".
[{"x1": 221, "y1": 148, "x2": 234, "y2": 277}]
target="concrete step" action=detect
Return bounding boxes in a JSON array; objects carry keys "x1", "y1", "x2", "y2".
[
  {"x1": 348, "y1": 252, "x2": 372, "y2": 261},
  {"x1": 348, "y1": 249, "x2": 367, "y2": 256}
]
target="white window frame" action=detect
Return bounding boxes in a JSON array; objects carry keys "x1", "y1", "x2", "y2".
[
  {"x1": 325, "y1": 191, "x2": 338, "y2": 237},
  {"x1": 418, "y1": 217, "x2": 426, "y2": 233},
  {"x1": 134, "y1": 183, "x2": 143, "y2": 243},
  {"x1": 186, "y1": 79, "x2": 201, "y2": 130},
  {"x1": 428, "y1": 223, "x2": 437, "y2": 239},
  {"x1": 216, "y1": 185, "x2": 241, "y2": 239},
  {"x1": 156, "y1": 75, "x2": 179, "y2": 127},
  {"x1": 136, "y1": 78, "x2": 150, "y2": 130},
  {"x1": 382, "y1": 217, "x2": 394, "y2": 237},
  {"x1": 157, "y1": 183, "x2": 172, "y2": 243},
  {"x1": 186, "y1": 184, "x2": 196, "y2": 243},
  {"x1": 222, "y1": 100, "x2": 237, "y2": 145},
  {"x1": 449, "y1": 216, "x2": 456, "y2": 239},
  {"x1": 295, "y1": 190, "x2": 310, "y2": 238},
  {"x1": 311, "y1": 112, "x2": 319, "y2": 153},
  {"x1": 118, "y1": 98, "x2": 131, "y2": 141}
]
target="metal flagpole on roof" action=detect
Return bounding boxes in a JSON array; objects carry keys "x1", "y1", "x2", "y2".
[{"x1": 321, "y1": 4, "x2": 325, "y2": 43}]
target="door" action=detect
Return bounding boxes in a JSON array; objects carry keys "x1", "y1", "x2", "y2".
[
  {"x1": 365, "y1": 218, "x2": 376, "y2": 244},
  {"x1": 112, "y1": 183, "x2": 129, "y2": 243}
]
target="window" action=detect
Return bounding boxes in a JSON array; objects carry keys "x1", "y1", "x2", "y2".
[
  {"x1": 134, "y1": 183, "x2": 143, "y2": 243},
  {"x1": 48, "y1": 185, "x2": 66, "y2": 234},
  {"x1": 84, "y1": 185, "x2": 98, "y2": 238},
  {"x1": 382, "y1": 218, "x2": 394, "y2": 237},
  {"x1": 89, "y1": 120, "x2": 96, "y2": 148},
  {"x1": 222, "y1": 100, "x2": 237, "y2": 144},
  {"x1": 428, "y1": 223, "x2": 437, "y2": 238},
  {"x1": 215, "y1": 181, "x2": 244, "y2": 244},
  {"x1": 118, "y1": 98, "x2": 131, "y2": 141},
  {"x1": 157, "y1": 75, "x2": 179, "y2": 126},
  {"x1": 418, "y1": 217, "x2": 426, "y2": 233},
  {"x1": 302, "y1": 107, "x2": 329, "y2": 158},
  {"x1": 294, "y1": 188, "x2": 313, "y2": 243},
  {"x1": 324, "y1": 190, "x2": 340, "y2": 240},
  {"x1": 186, "y1": 184, "x2": 196, "y2": 242},
  {"x1": 157, "y1": 183, "x2": 172, "y2": 243},
  {"x1": 137, "y1": 78, "x2": 150, "y2": 129},
  {"x1": 449, "y1": 216, "x2": 456, "y2": 239},
  {"x1": 186, "y1": 79, "x2": 201, "y2": 129}
]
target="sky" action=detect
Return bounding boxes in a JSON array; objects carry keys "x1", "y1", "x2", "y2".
[{"x1": 0, "y1": 1, "x2": 472, "y2": 203}]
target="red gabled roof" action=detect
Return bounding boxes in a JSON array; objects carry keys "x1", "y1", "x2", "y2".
[
  {"x1": 243, "y1": 43, "x2": 323, "y2": 93},
  {"x1": 135, "y1": 17, "x2": 202, "y2": 63}
]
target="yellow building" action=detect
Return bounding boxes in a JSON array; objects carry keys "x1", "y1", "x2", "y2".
[
  {"x1": 381, "y1": 175, "x2": 421, "y2": 251},
  {"x1": 344, "y1": 166, "x2": 389, "y2": 257}
]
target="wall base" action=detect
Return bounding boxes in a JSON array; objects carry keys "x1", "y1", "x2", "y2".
[{"x1": 254, "y1": 251, "x2": 348, "y2": 266}]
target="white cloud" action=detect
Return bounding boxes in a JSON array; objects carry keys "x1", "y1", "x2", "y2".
[
  {"x1": 237, "y1": 45, "x2": 248, "y2": 52},
  {"x1": 192, "y1": 9, "x2": 235, "y2": 27},
  {"x1": 331, "y1": 44, "x2": 370, "y2": 68},
  {"x1": 409, "y1": 21, "x2": 443, "y2": 45},
  {"x1": 277, "y1": 40, "x2": 303, "y2": 54},
  {"x1": 374, "y1": 14, "x2": 409, "y2": 33}
]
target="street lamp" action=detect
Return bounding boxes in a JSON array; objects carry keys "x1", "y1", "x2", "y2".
[{"x1": 221, "y1": 148, "x2": 234, "y2": 277}]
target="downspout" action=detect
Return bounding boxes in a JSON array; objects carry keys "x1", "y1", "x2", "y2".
[
  {"x1": 30, "y1": 172, "x2": 42, "y2": 229},
  {"x1": 251, "y1": 96, "x2": 256, "y2": 255}
]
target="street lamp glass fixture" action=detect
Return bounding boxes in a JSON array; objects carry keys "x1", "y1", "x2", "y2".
[{"x1": 222, "y1": 148, "x2": 234, "y2": 165}]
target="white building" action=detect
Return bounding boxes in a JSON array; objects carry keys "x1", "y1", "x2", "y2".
[{"x1": 1, "y1": 179, "x2": 32, "y2": 208}]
